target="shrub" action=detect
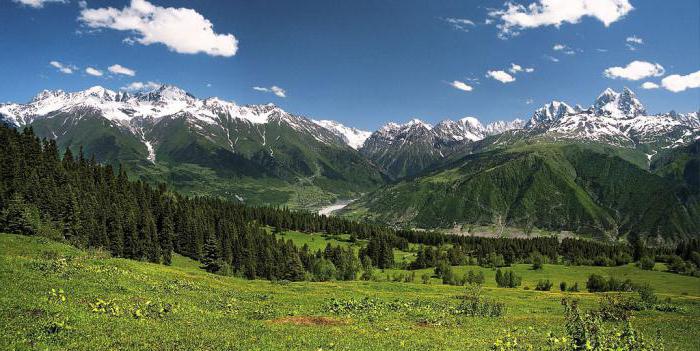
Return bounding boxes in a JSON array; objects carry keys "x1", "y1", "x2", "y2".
[
  {"x1": 495, "y1": 269, "x2": 521, "y2": 288},
  {"x1": 531, "y1": 252, "x2": 545, "y2": 270},
  {"x1": 638, "y1": 256, "x2": 656, "y2": 270},
  {"x1": 421, "y1": 273, "x2": 431, "y2": 284},
  {"x1": 455, "y1": 284, "x2": 505, "y2": 317},
  {"x1": 586, "y1": 274, "x2": 633, "y2": 292},
  {"x1": 535, "y1": 279, "x2": 553, "y2": 291},
  {"x1": 636, "y1": 283, "x2": 657, "y2": 305},
  {"x1": 567, "y1": 282, "x2": 579, "y2": 292},
  {"x1": 463, "y1": 270, "x2": 485, "y2": 286},
  {"x1": 559, "y1": 281, "x2": 567, "y2": 292}
]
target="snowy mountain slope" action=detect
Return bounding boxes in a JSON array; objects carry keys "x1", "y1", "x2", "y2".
[
  {"x1": 0, "y1": 85, "x2": 386, "y2": 208},
  {"x1": 359, "y1": 116, "x2": 524, "y2": 178},
  {"x1": 522, "y1": 87, "x2": 699, "y2": 150},
  {"x1": 312, "y1": 119, "x2": 371, "y2": 149}
]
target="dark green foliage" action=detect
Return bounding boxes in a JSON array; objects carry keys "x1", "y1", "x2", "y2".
[
  {"x1": 638, "y1": 256, "x2": 656, "y2": 270},
  {"x1": 347, "y1": 144, "x2": 700, "y2": 240},
  {"x1": 559, "y1": 281, "x2": 567, "y2": 292},
  {"x1": 495, "y1": 269, "x2": 521, "y2": 288},
  {"x1": 535, "y1": 279, "x2": 553, "y2": 291},
  {"x1": 586, "y1": 274, "x2": 634, "y2": 292},
  {"x1": 531, "y1": 252, "x2": 545, "y2": 270},
  {"x1": 359, "y1": 235, "x2": 394, "y2": 269}
]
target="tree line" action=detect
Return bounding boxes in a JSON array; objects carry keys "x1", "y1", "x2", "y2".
[{"x1": 2, "y1": 125, "x2": 696, "y2": 281}]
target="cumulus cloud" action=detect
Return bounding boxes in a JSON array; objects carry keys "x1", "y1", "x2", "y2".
[
  {"x1": 661, "y1": 70, "x2": 700, "y2": 93},
  {"x1": 626, "y1": 35, "x2": 643, "y2": 45},
  {"x1": 85, "y1": 67, "x2": 103, "y2": 76},
  {"x1": 449, "y1": 80, "x2": 474, "y2": 92},
  {"x1": 489, "y1": 0, "x2": 633, "y2": 38},
  {"x1": 640, "y1": 82, "x2": 659, "y2": 89},
  {"x1": 49, "y1": 60, "x2": 75, "y2": 74},
  {"x1": 253, "y1": 86, "x2": 286, "y2": 98},
  {"x1": 443, "y1": 18, "x2": 476, "y2": 32},
  {"x1": 486, "y1": 70, "x2": 516, "y2": 83},
  {"x1": 509, "y1": 63, "x2": 534, "y2": 74},
  {"x1": 79, "y1": 0, "x2": 238, "y2": 57},
  {"x1": 121, "y1": 81, "x2": 161, "y2": 92},
  {"x1": 108, "y1": 64, "x2": 135, "y2": 76},
  {"x1": 552, "y1": 44, "x2": 576, "y2": 55},
  {"x1": 13, "y1": 0, "x2": 65, "y2": 8},
  {"x1": 604, "y1": 61, "x2": 665, "y2": 81}
]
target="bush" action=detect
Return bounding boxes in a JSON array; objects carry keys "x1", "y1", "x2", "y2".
[
  {"x1": 586, "y1": 274, "x2": 634, "y2": 292},
  {"x1": 455, "y1": 284, "x2": 505, "y2": 317},
  {"x1": 421, "y1": 273, "x2": 431, "y2": 284},
  {"x1": 531, "y1": 252, "x2": 545, "y2": 270},
  {"x1": 463, "y1": 270, "x2": 485, "y2": 286},
  {"x1": 559, "y1": 281, "x2": 567, "y2": 292},
  {"x1": 495, "y1": 269, "x2": 521, "y2": 288},
  {"x1": 638, "y1": 256, "x2": 656, "y2": 270},
  {"x1": 535, "y1": 279, "x2": 553, "y2": 291},
  {"x1": 567, "y1": 282, "x2": 579, "y2": 292},
  {"x1": 586, "y1": 274, "x2": 607, "y2": 292}
]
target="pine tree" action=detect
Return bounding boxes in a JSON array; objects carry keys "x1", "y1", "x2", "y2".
[{"x1": 202, "y1": 233, "x2": 221, "y2": 273}]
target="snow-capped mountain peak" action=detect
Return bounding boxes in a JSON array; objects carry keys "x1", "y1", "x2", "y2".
[
  {"x1": 312, "y1": 119, "x2": 372, "y2": 149},
  {"x1": 527, "y1": 100, "x2": 576, "y2": 128},
  {"x1": 593, "y1": 87, "x2": 645, "y2": 119}
]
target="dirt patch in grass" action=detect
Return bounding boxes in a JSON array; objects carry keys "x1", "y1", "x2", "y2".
[{"x1": 270, "y1": 316, "x2": 349, "y2": 326}]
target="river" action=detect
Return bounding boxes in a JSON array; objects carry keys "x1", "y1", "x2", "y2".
[{"x1": 318, "y1": 199, "x2": 355, "y2": 216}]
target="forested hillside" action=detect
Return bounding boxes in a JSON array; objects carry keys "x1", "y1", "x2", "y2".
[
  {"x1": 4, "y1": 124, "x2": 700, "y2": 283},
  {"x1": 343, "y1": 144, "x2": 700, "y2": 241}
]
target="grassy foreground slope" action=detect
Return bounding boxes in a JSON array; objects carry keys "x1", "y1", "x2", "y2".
[{"x1": 1, "y1": 233, "x2": 699, "y2": 350}]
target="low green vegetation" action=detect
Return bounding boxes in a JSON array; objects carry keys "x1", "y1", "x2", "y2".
[{"x1": 2, "y1": 233, "x2": 699, "y2": 350}]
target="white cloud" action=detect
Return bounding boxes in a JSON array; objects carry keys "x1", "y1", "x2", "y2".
[
  {"x1": 121, "y1": 81, "x2": 161, "y2": 92},
  {"x1": 525, "y1": 98, "x2": 534, "y2": 104},
  {"x1": 85, "y1": 67, "x2": 103, "y2": 76},
  {"x1": 640, "y1": 82, "x2": 659, "y2": 89},
  {"x1": 553, "y1": 44, "x2": 577, "y2": 54},
  {"x1": 108, "y1": 64, "x2": 135, "y2": 76},
  {"x1": 544, "y1": 55, "x2": 560, "y2": 62},
  {"x1": 450, "y1": 80, "x2": 474, "y2": 92},
  {"x1": 509, "y1": 63, "x2": 534, "y2": 74},
  {"x1": 489, "y1": 0, "x2": 633, "y2": 38},
  {"x1": 13, "y1": 0, "x2": 65, "y2": 8},
  {"x1": 486, "y1": 70, "x2": 516, "y2": 83},
  {"x1": 443, "y1": 18, "x2": 476, "y2": 32},
  {"x1": 661, "y1": 70, "x2": 700, "y2": 93},
  {"x1": 253, "y1": 85, "x2": 286, "y2": 98},
  {"x1": 49, "y1": 60, "x2": 74, "y2": 74},
  {"x1": 509, "y1": 63, "x2": 523, "y2": 73},
  {"x1": 78, "y1": 0, "x2": 87, "y2": 8},
  {"x1": 604, "y1": 60, "x2": 665, "y2": 80},
  {"x1": 79, "y1": 0, "x2": 238, "y2": 57},
  {"x1": 626, "y1": 35, "x2": 643, "y2": 45}
]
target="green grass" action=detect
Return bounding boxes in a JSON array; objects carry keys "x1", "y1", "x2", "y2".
[{"x1": 1, "y1": 233, "x2": 699, "y2": 350}]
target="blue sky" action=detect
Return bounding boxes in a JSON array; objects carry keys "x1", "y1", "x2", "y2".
[{"x1": 1, "y1": 0, "x2": 698, "y2": 130}]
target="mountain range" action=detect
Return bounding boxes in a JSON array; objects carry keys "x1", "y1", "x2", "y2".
[{"x1": 1, "y1": 85, "x2": 698, "y2": 240}]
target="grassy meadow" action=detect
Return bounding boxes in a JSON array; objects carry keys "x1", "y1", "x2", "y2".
[{"x1": 1, "y1": 233, "x2": 699, "y2": 350}]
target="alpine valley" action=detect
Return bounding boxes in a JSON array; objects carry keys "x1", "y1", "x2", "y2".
[{"x1": 1, "y1": 85, "x2": 698, "y2": 241}]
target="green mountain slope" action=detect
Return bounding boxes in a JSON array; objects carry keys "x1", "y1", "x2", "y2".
[
  {"x1": 29, "y1": 110, "x2": 387, "y2": 209},
  {"x1": 342, "y1": 143, "x2": 699, "y2": 241}
]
